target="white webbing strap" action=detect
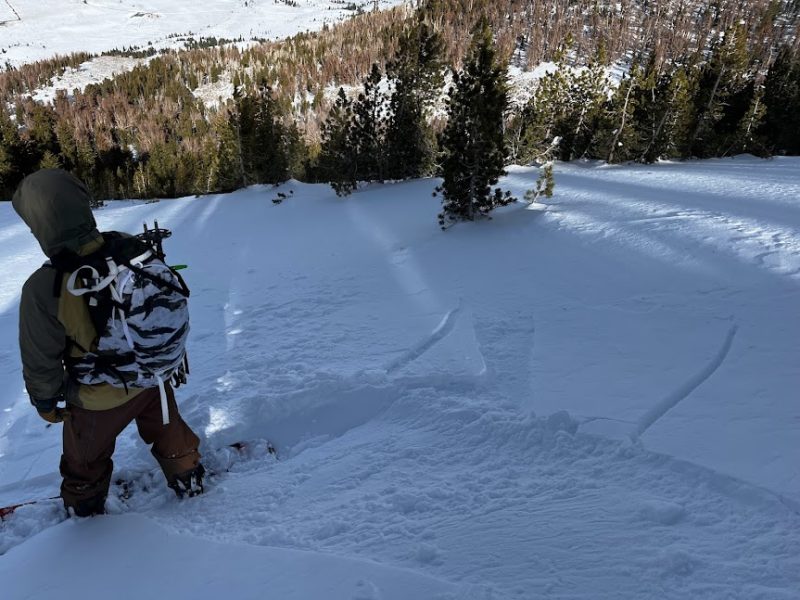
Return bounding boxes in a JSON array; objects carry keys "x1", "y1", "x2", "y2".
[
  {"x1": 65, "y1": 250, "x2": 151, "y2": 297},
  {"x1": 111, "y1": 269, "x2": 136, "y2": 350},
  {"x1": 129, "y1": 249, "x2": 152, "y2": 267},
  {"x1": 117, "y1": 308, "x2": 135, "y2": 350},
  {"x1": 66, "y1": 263, "x2": 118, "y2": 296},
  {"x1": 157, "y1": 374, "x2": 170, "y2": 426}
]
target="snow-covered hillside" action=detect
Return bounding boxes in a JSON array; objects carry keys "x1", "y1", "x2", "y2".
[
  {"x1": 0, "y1": 157, "x2": 799, "y2": 598},
  {"x1": 0, "y1": 0, "x2": 405, "y2": 67}
]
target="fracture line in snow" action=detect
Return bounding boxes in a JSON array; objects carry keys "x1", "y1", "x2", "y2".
[
  {"x1": 580, "y1": 415, "x2": 637, "y2": 426},
  {"x1": 632, "y1": 323, "x2": 738, "y2": 441},
  {"x1": 384, "y1": 301, "x2": 462, "y2": 374}
]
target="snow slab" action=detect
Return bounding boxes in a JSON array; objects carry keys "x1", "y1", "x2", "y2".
[{"x1": 0, "y1": 513, "x2": 460, "y2": 600}]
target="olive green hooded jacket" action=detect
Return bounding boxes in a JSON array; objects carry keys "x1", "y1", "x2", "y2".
[{"x1": 13, "y1": 169, "x2": 143, "y2": 410}]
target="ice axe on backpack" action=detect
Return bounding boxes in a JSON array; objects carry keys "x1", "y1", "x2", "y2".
[
  {"x1": 134, "y1": 221, "x2": 191, "y2": 295},
  {"x1": 137, "y1": 220, "x2": 169, "y2": 260},
  {"x1": 136, "y1": 220, "x2": 187, "y2": 271}
]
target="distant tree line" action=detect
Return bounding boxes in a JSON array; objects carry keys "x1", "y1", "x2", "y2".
[
  {"x1": 316, "y1": 14, "x2": 800, "y2": 224},
  {"x1": 0, "y1": 0, "x2": 798, "y2": 224},
  {"x1": 510, "y1": 26, "x2": 800, "y2": 165},
  {"x1": 316, "y1": 12, "x2": 446, "y2": 195}
]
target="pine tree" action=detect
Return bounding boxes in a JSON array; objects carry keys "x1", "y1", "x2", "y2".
[
  {"x1": 38, "y1": 150, "x2": 62, "y2": 170},
  {"x1": 513, "y1": 62, "x2": 571, "y2": 165},
  {"x1": 523, "y1": 163, "x2": 555, "y2": 204},
  {"x1": 53, "y1": 120, "x2": 78, "y2": 173},
  {"x1": 595, "y1": 66, "x2": 644, "y2": 163},
  {"x1": 631, "y1": 57, "x2": 680, "y2": 163},
  {"x1": 641, "y1": 65, "x2": 695, "y2": 162},
  {"x1": 73, "y1": 138, "x2": 100, "y2": 195},
  {"x1": 144, "y1": 140, "x2": 180, "y2": 198},
  {"x1": 687, "y1": 25, "x2": 751, "y2": 157},
  {"x1": 238, "y1": 81, "x2": 289, "y2": 184},
  {"x1": 724, "y1": 79, "x2": 767, "y2": 156},
  {"x1": 0, "y1": 107, "x2": 25, "y2": 198},
  {"x1": 760, "y1": 46, "x2": 800, "y2": 155},
  {"x1": 206, "y1": 110, "x2": 244, "y2": 193},
  {"x1": 317, "y1": 88, "x2": 357, "y2": 196},
  {"x1": 558, "y1": 59, "x2": 609, "y2": 161},
  {"x1": 173, "y1": 147, "x2": 199, "y2": 196},
  {"x1": 95, "y1": 144, "x2": 133, "y2": 200},
  {"x1": 25, "y1": 103, "x2": 58, "y2": 159},
  {"x1": 514, "y1": 47, "x2": 610, "y2": 165},
  {"x1": 437, "y1": 18, "x2": 514, "y2": 228},
  {"x1": 283, "y1": 121, "x2": 308, "y2": 181},
  {"x1": 351, "y1": 63, "x2": 387, "y2": 183},
  {"x1": 385, "y1": 16, "x2": 445, "y2": 180}
]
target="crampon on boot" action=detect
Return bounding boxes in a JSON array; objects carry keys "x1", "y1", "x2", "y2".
[{"x1": 168, "y1": 464, "x2": 205, "y2": 498}]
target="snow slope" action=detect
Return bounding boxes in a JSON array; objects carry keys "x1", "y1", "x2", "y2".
[
  {"x1": 0, "y1": 157, "x2": 799, "y2": 598},
  {"x1": 0, "y1": 0, "x2": 405, "y2": 67},
  {"x1": 0, "y1": 513, "x2": 458, "y2": 599}
]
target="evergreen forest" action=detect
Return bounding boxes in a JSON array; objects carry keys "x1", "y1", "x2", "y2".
[{"x1": 0, "y1": 0, "x2": 798, "y2": 216}]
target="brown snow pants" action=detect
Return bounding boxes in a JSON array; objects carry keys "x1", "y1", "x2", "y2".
[{"x1": 60, "y1": 384, "x2": 201, "y2": 511}]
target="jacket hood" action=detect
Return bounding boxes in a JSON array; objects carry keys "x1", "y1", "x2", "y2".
[{"x1": 12, "y1": 169, "x2": 101, "y2": 258}]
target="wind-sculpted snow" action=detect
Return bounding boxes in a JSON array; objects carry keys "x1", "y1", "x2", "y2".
[{"x1": 1, "y1": 157, "x2": 798, "y2": 597}]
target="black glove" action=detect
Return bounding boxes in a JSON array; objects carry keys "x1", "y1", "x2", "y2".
[{"x1": 31, "y1": 394, "x2": 69, "y2": 424}]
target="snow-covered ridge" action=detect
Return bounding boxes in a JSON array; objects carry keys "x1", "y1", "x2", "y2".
[{"x1": 0, "y1": 0, "x2": 406, "y2": 68}]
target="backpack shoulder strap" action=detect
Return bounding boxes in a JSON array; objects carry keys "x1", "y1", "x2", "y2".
[{"x1": 49, "y1": 251, "x2": 92, "y2": 298}]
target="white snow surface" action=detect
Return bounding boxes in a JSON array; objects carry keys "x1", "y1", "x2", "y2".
[
  {"x1": 0, "y1": 156, "x2": 799, "y2": 598},
  {"x1": 29, "y1": 55, "x2": 152, "y2": 104},
  {"x1": 0, "y1": 0, "x2": 406, "y2": 67}
]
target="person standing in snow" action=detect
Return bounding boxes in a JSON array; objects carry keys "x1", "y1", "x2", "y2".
[{"x1": 12, "y1": 169, "x2": 204, "y2": 517}]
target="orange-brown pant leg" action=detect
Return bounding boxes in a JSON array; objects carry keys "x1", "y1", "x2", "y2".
[
  {"x1": 61, "y1": 386, "x2": 201, "y2": 510},
  {"x1": 134, "y1": 384, "x2": 201, "y2": 484},
  {"x1": 61, "y1": 400, "x2": 137, "y2": 510}
]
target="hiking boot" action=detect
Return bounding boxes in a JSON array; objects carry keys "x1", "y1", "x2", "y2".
[
  {"x1": 168, "y1": 463, "x2": 205, "y2": 498},
  {"x1": 66, "y1": 493, "x2": 106, "y2": 518}
]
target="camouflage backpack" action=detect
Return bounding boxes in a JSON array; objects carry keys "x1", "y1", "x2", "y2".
[{"x1": 51, "y1": 223, "x2": 190, "y2": 424}]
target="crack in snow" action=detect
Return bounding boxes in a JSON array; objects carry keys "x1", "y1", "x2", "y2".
[{"x1": 632, "y1": 323, "x2": 738, "y2": 440}]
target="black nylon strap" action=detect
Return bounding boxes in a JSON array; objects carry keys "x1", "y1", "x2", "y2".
[{"x1": 123, "y1": 261, "x2": 191, "y2": 298}]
